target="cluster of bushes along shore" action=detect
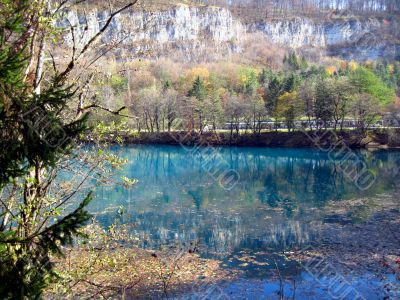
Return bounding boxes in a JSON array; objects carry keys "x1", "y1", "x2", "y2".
[{"x1": 86, "y1": 128, "x2": 400, "y2": 148}]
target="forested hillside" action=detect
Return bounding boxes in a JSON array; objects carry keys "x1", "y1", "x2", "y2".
[{"x1": 55, "y1": 1, "x2": 399, "y2": 135}]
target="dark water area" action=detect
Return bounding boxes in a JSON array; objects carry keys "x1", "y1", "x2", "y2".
[{"x1": 81, "y1": 145, "x2": 400, "y2": 299}]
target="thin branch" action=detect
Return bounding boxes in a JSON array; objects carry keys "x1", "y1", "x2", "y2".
[
  {"x1": 0, "y1": 192, "x2": 17, "y2": 230},
  {"x1": 78, "y1": 2, "x2": 136, "y2": 56},
  {"x1": 81, "y1": 103, "x2": 138, "y2": 119},
  {"x1": 36, "y1": 163, "x2": 98, "y2": 234},
  {"x1": 67, "y1": 18, "x2": 77, "y2": 62},
  {"x1": 33, "y1": 32, "x2": 46, "y2": 94},
  {"x1": 58, "y1": 1, "x2": 137, "y2": 81},
  {"x1": 52, "y1": 0, "x2": 70, "y2": 15},
  {"x1": 76, "y1": 73, "x2": 95, "y2": 117},
  {"x1": 48, "y1": 51, "x2": 58, "y2": 73},
  {"x1": 82, "y1": 34, "x2": 130, "y2": 71}
]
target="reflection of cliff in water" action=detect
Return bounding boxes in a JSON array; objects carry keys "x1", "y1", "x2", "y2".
[{"x1": 90, "y1": 145, "x2": 400, "y2": 256}]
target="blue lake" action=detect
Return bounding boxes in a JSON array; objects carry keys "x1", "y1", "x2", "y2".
[
  {"x1": 83, "y1": 145, "x2": 399, "y2": 299},
  {"x1": 90, "y1": 145, "x2": 399, "y2": 249}
]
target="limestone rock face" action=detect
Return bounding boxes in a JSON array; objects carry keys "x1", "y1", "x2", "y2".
[
  {"x1": 252, "y1": 17, "x2": 399, "y2": 60},
  {"x1": 62, "y1": 4, "x2": 399, "y2": 61}
]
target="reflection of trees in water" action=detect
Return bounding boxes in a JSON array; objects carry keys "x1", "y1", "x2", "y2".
[
  {"x1": 103, "y1": 208, "x2": 320, "y2": 258},
  {"x1": 91, "y1": 146, "x2": 400, "y2": 256},
  {"x1": 142, "y1": 147, "x2": 392, "y2": 198}
]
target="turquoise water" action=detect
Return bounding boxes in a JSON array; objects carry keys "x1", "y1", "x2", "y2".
[
  {"x1": 90, "y1": 145, "x2": 399, "y2": 252},
  {"x1": 84, "y1": 145, "x2": 399, "y2": 298}
]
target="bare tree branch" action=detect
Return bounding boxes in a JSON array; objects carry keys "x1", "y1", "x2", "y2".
[
  {"x1": 81, "y1": 103, "x2": 137, "y2": 119},
  {"x1": 58, "y1": 1, "x2": 137, "y2": 81}
]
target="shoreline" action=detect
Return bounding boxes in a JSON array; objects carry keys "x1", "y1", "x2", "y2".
[
  {"x1": 85, "y1": 128, "x2": 400, "y2": 149},
  {"x1": 47, "y1": 196, "x2": 400, "y2": 299}
]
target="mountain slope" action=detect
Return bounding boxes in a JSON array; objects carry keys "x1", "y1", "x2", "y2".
[{"x1": 62, "y1": 3, "x2": 400, "y2": 62}]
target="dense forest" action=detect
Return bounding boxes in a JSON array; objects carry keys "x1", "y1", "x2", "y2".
[{"x1": 92, "y1": 54, "x2": 399, "y2": 135}]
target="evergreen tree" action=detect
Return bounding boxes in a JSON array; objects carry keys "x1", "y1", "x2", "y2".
[
  {"x1": 290, "y1": 52, "x2": 300, "y2": 70},
  {"x1": 163, "y1": 79, "x2": 173, "y2": 91},
  {"x1": 300, "y1": 56, "x2": 308, "y2": 69},
  {"x1": 374, "y1": 61, "x2": 391, "y2": 86},
  {"x1": 284, "y1": 51, "x2": 301, "y2": 71},
  {"x1": 0, "y1": 1, "x2": 134, "y2": 298},
  {"x1": 258, "y1": 68, "x2": 273, "y2": 86},
  {"x1": 314, "y1": 78, "x2": 335, "y2": 128},
  {"x1": 283, "y1": 73, "x2": 299, "y2": 93},
  {"x1": 264, "y1": 76, "x2": 283, "y2": 118},
  {"x1": 187, "y1": 76, "x2": 207, "y2": 101},
  {"x1": 206, "y1": 91, "x2": 224, "y2": 130},
  {"x1": 0, "y1": 5, "x2": 91, "y2": 298},
  {"x1": 187, "y1": 77, "x2": 208, "y2": 132}
]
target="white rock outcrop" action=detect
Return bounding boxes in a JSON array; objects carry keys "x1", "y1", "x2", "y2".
[{"x1": 61, "y1": 4, "x2": 399, "y2": 61}]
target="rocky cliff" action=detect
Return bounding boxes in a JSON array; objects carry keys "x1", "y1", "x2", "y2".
[{"x1": 63, "y1": 4, "x2": 399, "y2": 62}]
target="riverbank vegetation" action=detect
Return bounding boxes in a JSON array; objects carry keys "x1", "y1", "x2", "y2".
[
  {"x1": 91, "y1": 54, "x2": 399, "y2": 139},
  {"x1": 88, "y1": 125, "x2": 400, "y2": 148},
  {"x1": 45, "y1": 223, "x2": 232, "y2": 299}
]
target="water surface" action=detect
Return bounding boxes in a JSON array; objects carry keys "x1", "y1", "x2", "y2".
[
  {"x1": 89, "y1": 146, "x2": 398, "y2": 251},
  {"x1": 86, "y1": 145, "x2": 399, "y2": 298}
]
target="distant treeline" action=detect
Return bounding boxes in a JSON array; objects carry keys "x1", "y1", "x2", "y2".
[
  {"x1": 192, "y1": 0, "x2": 399, "y2": 13},
  {"x1": 76, "y1": 0, "x2": 400, "y2": 21},
  {"x1": 91, "y1": 54, "x2": 399, "y2": 137},
  {"x1": 81, "y1": 0, "x2": 400, "y2": 14}
]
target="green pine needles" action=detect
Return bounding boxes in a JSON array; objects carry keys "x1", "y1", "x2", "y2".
[{"x1": 0, "y1": 1, "x2": 93, "y2": 298}]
